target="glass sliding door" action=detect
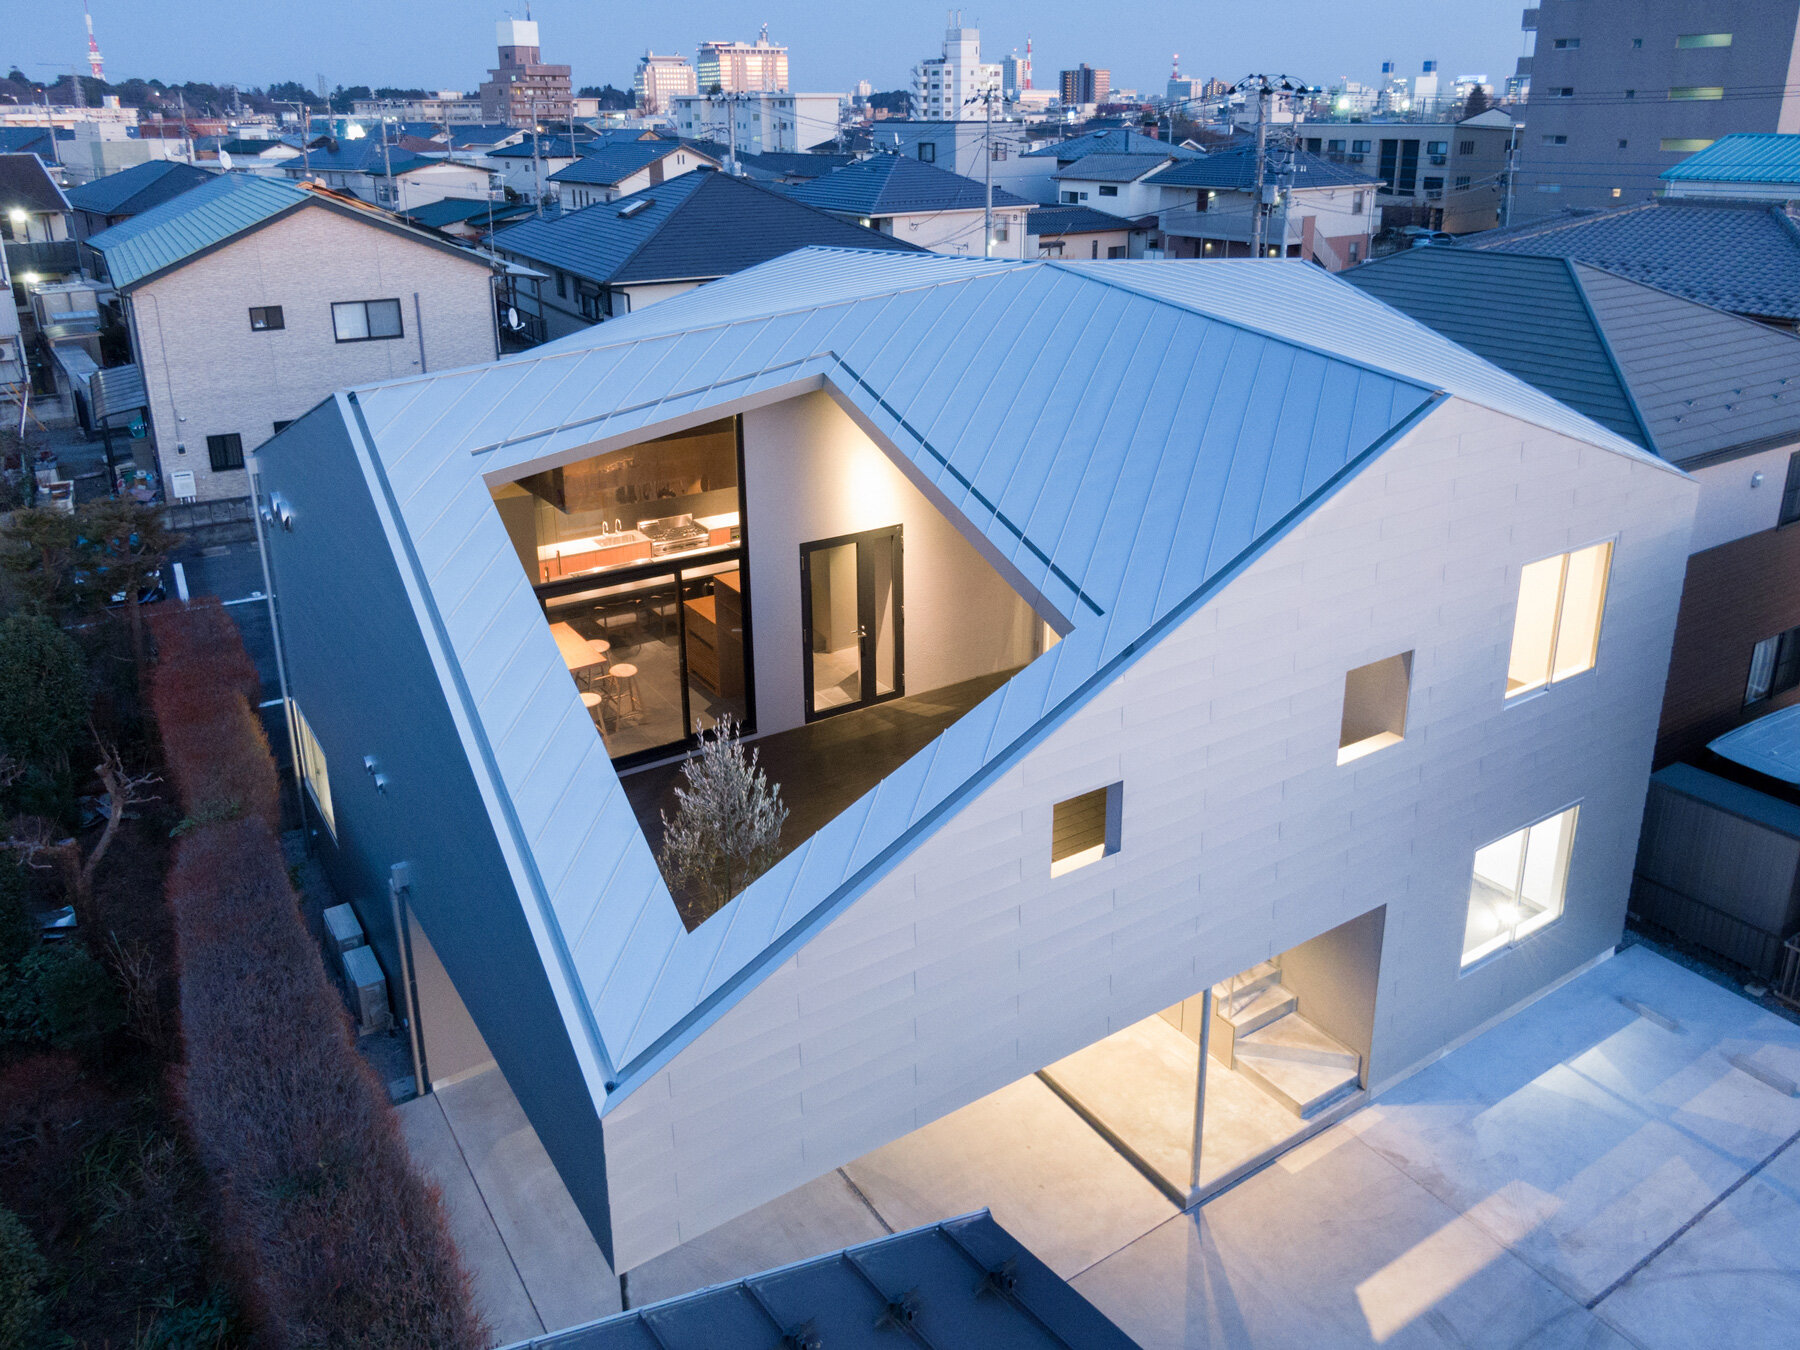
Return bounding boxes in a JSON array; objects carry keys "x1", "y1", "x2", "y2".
[{"x1": 801, "y1": 525, "x2": 904, "y2": 720}]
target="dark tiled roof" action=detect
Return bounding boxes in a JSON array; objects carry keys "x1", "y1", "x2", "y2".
[
  {"x1": 548, "y1": 141, "x2": 715, "y2": 187},
  {"x1": 490, "y1": 134, "x2": 600, "y2": 159},
  {"x1": 1051, "y1": 152, "x2": 1176, "y2": 183},
  {"x1": 1462, "y1": 198, "x2": 1800, "y2": 321},
  {"x1": 1343, "y1": 249, "x2": 1649, "y2": 447},
  {"x1": 507, "y1": 1212, "x2": 1140, "y2": 1350},
  {"x1": 1026, "y1": 204, "x2": 1141, "y2": 236},
  {"x1": 65, "y1": 160, "x2": 215, "y2": 218},
  {"x1": 0, "y1": 152, "x2": 69, "y2": 215},
  {"x1": 1023, "y1": 127, "x2": 1202, "y2": 161},
  {"x1": 0, "y1": 128, "x2": 59, "y2": 158},
  {"x1": 446, "y1": 124, "x2": 524, "y2": 148},
  {"x1": 492, "y1": 169, "x2": 922, "y2": 285},
  {"x1": 219, "y1": 138, "x2": 288, "y2": 154},
  {"x1": 737, "y1": 150, "x2": 853, "y2": 179},
  {"x1": 295, "y1": 139, "x2": 438, "y2": 175},
  {"x1": 786, "y1": 153, "x2": 1031, "y2": 216},
  {"x1": 403, "y1": 197, "x2": 533, "y2": 229},
  {"x1": 1147, "y1": 145, "x2": 1378, "y2": 191}
]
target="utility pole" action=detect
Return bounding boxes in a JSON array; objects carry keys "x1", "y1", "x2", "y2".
[
  {"x1": 966, "y1": 85, "x2": 1008, "y2": 258},
  {"x1": 280, "y1": 100, "x2": 311, "y2": 178},
  {"x1": 1250, "y1": 77, "x2": 1269, "y2": 260},
  {"x1": 379, "y1": 101, "x2": 396, "y2": 211},
  {"x1": 530, "y1": 98, "x2": 544, "y2": 215},
  {"x1": 1503, "y1": 120, "x2": 1518, "y2": 227}
]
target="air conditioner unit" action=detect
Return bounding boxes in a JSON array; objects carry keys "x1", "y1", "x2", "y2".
[
  {"x1": 341, "y1": 945, "x2": 393, "y2": 1033},
  {"x1": 323, "y1": 903, "x2": 366, "y2": 955},
  {"x1": 1429, "y1": 155, "x2": 1447, "y2": 165},
  {"x1": 1347, "y1": 153, "x2": 1364, "y2": 162}
]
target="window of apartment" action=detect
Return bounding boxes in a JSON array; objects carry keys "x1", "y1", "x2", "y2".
[
  {"x1": 1423, "y1": 176, "x2": 1444, "y2": 194},
  {"x1": 1632, "y1": 38, "x2": 1643, "y2": 49},
  {"x1": 1625, "y1": 89, "x2": 1636, "y2": 99},
  {"x1": 1676, "y1": 33, "x2": 1732, "y2": 49},
  {"x1": 1506, "y1": 542, "x2": 1612, "y2": 698},
  {"x1": 1459, "y1": 139, "x2": 1475, "y2": 155},
  {"x1": 1536, "y1": 183, "x2": 1563, "y2": 193},
  {"x1": 1552, "y1": 38, "x2": 1580, "y2": 50},
  {"x1": 1746, "y1": 627, "x2": 1800, "y2": 707},
  {"x1": 990, "y1": 143, "x2": 1008, "y2": 161},
  {"x1": 1328, "y1": 138, "x2": 1346, "y2": 153},
  {"x1": 1463, "y1": 806, "x2": 1578, "y2": 968},
  {"x1": 1060, "y1": 190, "x2": 1088, "y2": 203},
  {"x1": 1098, "y1": 184, "x2": 1119, "y2": 197},
  {"x1": 555, "y1": 270, "x2": 567, "y2": 298},
  {"x1": 1339, "y1": 652, "x2": 1412, "y2": 765},
  {"x1": 1427, "y1": 141, "x2": 1449, "y2": 156},
  {"x1": 1107, "y1": 244, "x2": 1126, "y2": 259},
  {"x1": 290, "y1": 701, "x2": 336, "y2": 838},
  {"x1": 1352, "y1": 191, "x2": 1365, "y2": 213},
  {"x1": 249, "y1": 305, "x2": 284, "y2": 331},
  {"x1": 1661, "y1": 138, "x2": 1715, "y2": 153},
  {"x1": 271, "y1": 420, "x2": 293, "y2": 434},
  {"x1": 917, "y1": 142, "x2": 936, "y2": 163},
  {"x1": 331, "y1": 298, "x2": 404, "y2": 343},
  {"x1": 1040, "y1": 241, "x2": 1064, "y2": 257},
  {"x1": 1542, "y1": 134, "x2": 1568, "y2": 145},
  {"x1": 1779, "y1": 451, "x2": 1800, "y2": 527},
  {"x1": 1611, "y1": 188, "x2": 1623, "y2": 198},
  {"x1": 1348, "y1": 241, "x2": 1360, "y2": 264},
  {"x1": 1455, "y1": 175, "x2": 1472, "y2": 189},
  {"x1": 992, "y1": 220, "x2": 1009, "y2": 242},
  {"x1": 1669, "y1": 87, "x2": 1725, "y2": 101},
  {"x1": 1553, "y1": 87, "x2": 1575, "y2": 97},
  {"x1": 1050, "y1": 783, "x2": 1122, "y2": 878},
  {"x1": 205, "y1": 433, "x2": 245, "y2": 472},
  {"x1": 1352, "y1": 140, "x2": 1371, "y2": 154},
  {"x1": 1618, "y1": 139, "x2": 1629, "y2": 149}
]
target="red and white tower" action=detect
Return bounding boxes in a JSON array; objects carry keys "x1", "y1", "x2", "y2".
[
  {"x1": 84, "y1": 2, "x2": 104, "y2": 81},
  {"x1": 1024, "y1": 35, "x2": 1033, "y2": 88}
]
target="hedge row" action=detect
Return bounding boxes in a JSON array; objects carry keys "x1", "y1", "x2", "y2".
[{"x1": 149, "y1": 602, "x2": 484, "y2": 1349}]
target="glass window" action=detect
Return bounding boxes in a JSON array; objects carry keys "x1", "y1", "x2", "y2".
[
  {"x1": 1427, "y1": 141, "x2": 1448, "y2": 155},
  {"x1": 1552, "y1": 38, "x2": 1579, "y2": 50},
  {"x1": 1746, "y1": 627, "x2": 1800, "y2": 707},
  {"x1": 1506, "y1": 543, "x2": 1612, "y2": 697},
  {"x1": 1352, "y1": 140, "x2": 1371, "y2": 154},
  {"x1": 1676, "y1": 33, "x2": 1732, "y2": 49},
  {"x1": 1463, "y1": 807, "x2": 1578, "y2": 967},
  {"x1": 1098, "y1": 184, "x2": 1119, "y2": 196},
  {"x1": 917, "y1": 142, "x2": 936, "y2": 163},
  {"x1": 1051, "y1": 783, "x2": 1121, "y2": 877},
  {"x1": 1669, "y1": 87, "x2": 1725, "y2": 101},
  {"x1": 1778, "y1": 451, "x2": 1800, "y2": 527},
  {"x1": 206, "y1": 433, "x2": 245, "y2": 471},
  {"x1": 331, "y1": 298, "x2": 404, "y2": 342},
  {"x1": 249, "y1": 305, "x2": 284, "y2": 331},
  {"x1": 291, "y1": 701, "x2": 335, "y2": 838},
  {"x1": 1660, "y1": 138, "x2": 1715, "y2": 153}
]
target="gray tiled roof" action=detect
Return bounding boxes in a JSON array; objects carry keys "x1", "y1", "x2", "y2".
[
  {"x1": 1463, "y1": 198, "x2": 1800, "y2": 322},
  {"x1": 1022, "y1": 128, "x2": 1203, "y2": 161},
  {"x1": 1051, "y1": 153, "x2": 1175, "y2": 183},
  {"x1": 65, "y1": 160, "x2": 215, "y2": 218},
  {"x1": 0, "y1": 152, "x2": 70, "y2": 216},
  {"x1": 1026, "y1": 205, "x2": 1142, "y2": 236},
  {"x1": 547, "y1": 141, "x2": 715, "y2": 187},
  {"x1": 785, "y1": 153, "x2": 1032, "y2": 216}
]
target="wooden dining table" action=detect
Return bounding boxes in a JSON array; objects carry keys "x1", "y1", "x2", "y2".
[{"x1": 549, "y1": 622, "x2": 603, "y2": 678}]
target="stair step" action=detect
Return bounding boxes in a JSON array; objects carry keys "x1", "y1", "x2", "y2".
[
  {"x1": 1234, "y1": 1014, "x2": 1362, "y2": 1119},
  {"x1": 1216, "y1": 984, "x2": 1297, "y2": 1036},
  {"x1": 1213, "y1": 960, "x2": 1282, "y2": 1014}
]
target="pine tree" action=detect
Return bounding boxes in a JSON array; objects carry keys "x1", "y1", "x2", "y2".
[{"x1": 658, "y1": 716, "x2": 788, "y2": 923}]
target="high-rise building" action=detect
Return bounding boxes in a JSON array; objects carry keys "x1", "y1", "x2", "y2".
[
  {"x1": 1060, "y1": 64, "x2": 1111, "y2": 108},
  {"x1": 911, "y1": 17, "x2": 1001, "y2": 120},
  {"x1": 1001, "y1": 39, "x2": 1033, "y2": 98},
  {"x1": 696, "y1": 27, "x2": 790, "y2": 94},
  {"x1": 635, "y1": 52, "x2": 698, "y2": 115},
  {"x1": 1167, "y1": 54, "x2": 1203, "y2": 106},
  {"x1": 478, "y1": 18, "x2": 573, "y2": 126},
  {"x1": 1515, "y1": 0, "x2": 1800, "y2": 214}
]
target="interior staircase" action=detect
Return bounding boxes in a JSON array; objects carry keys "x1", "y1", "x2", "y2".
[{"x1": 1210, "y1": 962, "x2": 1362, "y2": 1119}]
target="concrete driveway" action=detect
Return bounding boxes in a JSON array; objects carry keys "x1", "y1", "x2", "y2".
[{"x1": 403, "y1": 944, "x2": 1800, "y2": 1349}]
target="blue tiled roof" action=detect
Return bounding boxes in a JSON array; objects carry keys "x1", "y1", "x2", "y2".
[
  {"x1": 404, "y1": 197, "x2": 533, "y2": 229},
  {"x1": 1464, "y1": 197, "x2": 1800, "y2": 321},
  {"x1": 85, "y1": 172, "x2": 312, "y2": 288},
  {"x1": 1660, "y1": 132, "x2": 1800, "y2": 184},
  {"x1": 1022, "y1": 128, "x2": 1203, "y2": 161},
  {"x1": 547, "y1": 141, "x2": 714, "y2": 187},
  {"x1": 1148, "y1": 145, "x2": 1378, "y2": 191},
  {"x1": 785, "y1": 153, "x2": 1032, "y2": 215},
  {"x1": 0, "y1": 127, "x2": 61, "y2": 158},
  {"x1": 64, "y1": 161, "x2": 215, "y2": 218},
  {"x1": 1051, "y1": 153, "x2": 1177, "y2": 183},
  {"x1": 1026, "y1": 205, "x2": 1142, "y2": 235},
  {"x1": 0, "y1": 152, "x2": 71, "y2": 215},
  {"x1": 490, "y1": 134, "x2": 603, "y2": 160},
  {"x1": 493, "y1": 169, "x2": 920, "y2": 284},
  {"x1": 294, "y1": 139, "x2": 438, "y2": 175}
]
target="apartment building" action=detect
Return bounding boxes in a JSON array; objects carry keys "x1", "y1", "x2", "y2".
[
  {"x1": 911, "y1": 21, "x2": 1001, "y2": 121},
  {"x1": 1299, "y1": 107, "x2": 1518, "y2": 233},
  {"x1": 479, "y1": 18, "x2": 574, "y2": 126},
  {"x1": 634, "y1": 53, "x2": 698, "y2": 115},
  {"x1": 255, "y1": 247, "x2": 1693, "y2": 1272},
  {"x1": 1514, "y1": 0, "x2": 1800, "y2": 214},
  {"x1": 1147, "y1": 145, "x2": 1380, "y2": 269},
  {"x1": 697, "y1": 30, "x2": 790, "y2": 94},
  {"x1": 669, "y1": 92, "x2": 844, "y2": 155},
  {"x1": 1060, "y1": 64, "x2": 1111, "y2": 109}
]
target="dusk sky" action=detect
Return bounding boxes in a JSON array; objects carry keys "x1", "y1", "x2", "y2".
[{"x1": 10, "y1": 1, "x2": 1526, "y2": 99}]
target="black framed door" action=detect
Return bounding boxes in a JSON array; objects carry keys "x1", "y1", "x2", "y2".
[{"x1": 800, "y1": 525, "x2": 903, "y2": 720}]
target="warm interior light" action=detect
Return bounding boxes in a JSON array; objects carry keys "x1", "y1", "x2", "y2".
[
  {"x1": 6, "y1": 208, "x2": 26, "y2": 224},
  {"x1": 20, "y1": 271, "x2": 40, "y2": 285}
]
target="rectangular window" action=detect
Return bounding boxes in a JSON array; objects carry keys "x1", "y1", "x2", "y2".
[
  {"x1": 290, "y1": 701, "x2": 336, "y2": 838},
  {"x1": 1554, "y1": 87, "x2": 1575, "y2": 97},
  {"x1": 917, "y1": 142, "x2": 936, "y2": 163},
  {"x1": 1098, "y1": 184, "x2": 1119, "y2": 197},
  {"x1": 1107, "y1": 245, "x2": 1125, "y2": 259},
  {"x1": 1463, "y1": 807, "x2": 1578, "y2": 967},
  {"x1": 1618, "y1": 139, "x2": 1629, "y2": 149},
  {"x1": 1676, "y1": 33, "x2": 1732, "y2": 49},
  {"x1": 1348, "y1": 241, "x2": 1360, "y2": 263},
  {"x1": 1669, "y1": 87, "x2": 1725, "y2": 101},
  {"x1": 1506, "y1": 542, "x2": 1612, "y2": 698},
  {"x1": 990, "y1": 143, "x2": 1008, "y2": 161},
  {"x1": 1780, "y1": 451, "x2": 1800, "y2": 527},
  {"x1": 1553, "y1": 38, "x2": 1580, "y2": 50},
  {"x1": 1661, "y1": 138, "x2": 1715, "y2": 153},
  {"x1": 249, "y1": 305, "x2": 284, "y2": 331},
  {"x1": 331, "y1": 298, "x2": 404, "y2": 343},
  {"x1": 555, "y1": 270, "x2": 567, "y2": 298},
  {"x1": 1536, "y1": 184, "x2": 1563, "y2": 193},
  {"x1": 1339, "y1": 652, "x2": 1412, "y2": 765},
  {"x1": 205, "y1": 433, "x2": 245, "y2": 472},
  {"x1": 1454, "y1": 175, "x2": 1471, "y2": 189},
  {"x1": 1746, "y1": 627, "x2": 1800, "y2": 706},
  {"x1": 1459, "y1": 140, "x2": 1475, "y2": 155},
  {"x1": 1328, "y1": 139, "x2": 1345, "y2": 152},
  {"x1": 1427, "y1": 141, "x2": 1449, "y2": 155},
  {"x1": 1352, "y1": 191, "x2": 1365, "y2": 214},
  {"x1": 1351, "y1": 140, "x2": 1371, "y2": 154},
  {"x1": 1542, "y1": 134, "x2": 1568, "y2": 145},
  {"x1": 1051, "y1": 783, "x2": 1121, "y2": 878},
  {"x1": 1061, "y1": 190, "x2": 1080, "y2": 204}
]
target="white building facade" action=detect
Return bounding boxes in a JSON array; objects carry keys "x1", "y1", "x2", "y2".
[
  {"x1": 634, "y1": 54, "x2": 698, "y2": 115},
  {"x1": 912, "y1": 22, "x2": 1002, "y2": 120},
  {"x1": 670, "y1": 92, "x2": 843, "y2": 153}
]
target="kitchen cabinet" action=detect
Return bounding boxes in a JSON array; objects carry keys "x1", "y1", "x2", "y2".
[{"x1": 684, "y1": 570, "x2": 744, "y2": 699}]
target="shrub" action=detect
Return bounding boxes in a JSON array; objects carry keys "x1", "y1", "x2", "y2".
[
  {"x1": 0, "y1": 1205, "x2": 49, "y2": 1348},
  {"x1": 153, "y1": 603, "x2": 483, "y2": 1349},
  {"x1": 0, "y1": 942, "x2": 125, "y2": 1049},
  {"x1": 0, "y1": 612, "x2": 87, "y2": 772},
  {"x1": 659, "y1": 715, "x2": 788, "y2": 923},
  {"x1": 0, "y1": 861, "x2": 32, "y2": 969}
]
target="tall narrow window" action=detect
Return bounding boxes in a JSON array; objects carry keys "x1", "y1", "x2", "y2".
[
  {"x1": 1339, "y1": 652, "x2": 1412, "y2": 764},
  {"x1": 1051, "y1": 783, "x2": 1121, "y2": 878},
  {"x1": 1746, "y1": 627, "x2": 1800, "y2": 707},
  {"x1": 1779, "y1": 451, "x2": 1800, "y2": 527},
  {"x1": 291, "y1": 702, "x2": 336, "y2": 838},
  {"x1": 1506, "y1": 543, "x2": 1612, "y2": 698},
  {"x1": 1463, "y1": 807, "x2": 1578, "y2": 967}
]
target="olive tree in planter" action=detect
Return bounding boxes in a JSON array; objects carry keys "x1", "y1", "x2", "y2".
[{"x1": 658, "y1": 716, "x2": 788, "y2": 924}]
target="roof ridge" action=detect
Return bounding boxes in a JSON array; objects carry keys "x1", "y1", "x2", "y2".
[{"x1": 1563, "y1": 257, "x2": 1659, "y2": 453}]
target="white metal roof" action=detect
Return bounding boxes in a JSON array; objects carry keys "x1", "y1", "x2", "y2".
[{"x1": 331, "y1": 249, "x2": 1680, "y2": 1102}]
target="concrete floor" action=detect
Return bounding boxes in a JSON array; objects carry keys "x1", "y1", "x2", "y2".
[{"x1": 406, "y1": 945, "x2": 1800, "y2": 1349}]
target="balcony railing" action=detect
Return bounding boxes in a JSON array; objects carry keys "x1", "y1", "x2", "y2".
[
  {"x1": 4, "y1": 239, "x2": 80, "y2": 277},
  {"x1": 1521, "y1": 8, "x2": 1539, "y2": 30}
]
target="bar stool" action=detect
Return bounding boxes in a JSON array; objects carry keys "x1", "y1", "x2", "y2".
[{"x1": 604, "y1": 663, "x2": 642, "y2": 716}]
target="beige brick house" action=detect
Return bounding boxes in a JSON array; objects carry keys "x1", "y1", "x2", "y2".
[{"x1": 85, "y1": 173, "x2": 497, "y2": 503}]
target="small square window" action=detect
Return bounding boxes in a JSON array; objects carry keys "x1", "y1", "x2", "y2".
[
  {"x1": 205, "y1": 433, "x2": 245, "y2": 472},
  {"x1": 249, "y1": 305, "x2": 284, "y2": 331},
  {"x1": 917, "y1": 142, "x2": 936, "y2": 163},
  {"x1": 1051, "y1": 783, "x2": 1121, "y2": 877},
  {"x1": 1339, "y1": 652, "x2": 1412, "y2": 764},
  {"x1": 1463, "y1": 807, "x2": 1578, "y2": 967},
  {"x1": 1506, "y1": 543, "x2": 1612, "y2": 698},
  {"x1": 1618, "y1": 139, "x2": 1628, "y2": 149},
  {"x1": 1745, "y1": 627, "x2": 1800, "y2": 706}
]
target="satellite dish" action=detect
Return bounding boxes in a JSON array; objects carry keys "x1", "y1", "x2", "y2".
[{"x1": 505, "y1": 307, "x2": 523, "y2": 331}]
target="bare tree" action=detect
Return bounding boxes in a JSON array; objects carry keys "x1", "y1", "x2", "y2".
[
  {"x1": 76, "y1": 739, "x2": 160, "y2": 905},
  {"x1": 658, "y1": 716, "x2": 788, "y2": 922}
]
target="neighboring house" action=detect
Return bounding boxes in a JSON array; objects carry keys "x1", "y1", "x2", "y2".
[
  {"x1": 1346, "y1": 245, "x2": 1800, "y2": 768},
  {"x1": 399, "y1": 196, "x2": 534, "y2": 243},
  {"x1": 726, "y1": 148, "x2": 854, "y2": 186},
  {"x1": 669, "y1": 92, "x2": 846, "y2": 155},
  {"x1": 1026, "y1": 203, "x2": 1150, "y2": 258},
  {"x1": 491, "y1": 169, "x2": 922, "y2": 338},
  {"x1": 1660, "y1": 132, "x2": 1800, "y2": 200},
  {"x1": 0, "y1": 242, "x2": 23, "y2": 393},
  {"x1": 0, "y1": 127, "x2": 62, "y2": 160},
  {"x1": 1, "y1": 153, "x2": 78, "y2": 312},
  {"x1": 785, "y1": 153, "x2": 1032, "y2": 257},
  {"x1": 84, "y1": 173, "x2": 497, "y2": 503},
  {"x1": 1018, "y1": 128, "x2": 1203, "y2": 204},
  {"x1": 547, "y1": 141, "x2": 721, "y2": 210},
  {"x1": 282, "y1": 139, "x2": 497, "y2": 212},
  {"x1": 1147, "y1": 145, "x2": 1380, "y2": 269},
  {"x1": 1299, "y1": 108, "x2": 1518, "y2": 234},
  {"x1": 445, "y1": 124, "x2": 527, "y2": 154},
  {"x1": 1051, "y1": 152, "x2": 1184, "y2": 216},
  {"x1": 870, "y1": 119, "x2": 1040, "y2": 201},
  {"x1": 482, "y1": 133, "x2": 599, "y2": 198},
  {"x1": 64, "y1": 161, "x2": 214, "y2": 238},
  {"x1": 216, "y1": 138, "x2": 302, "y2": 173},
  {"x1": 1463, "y1": 197, "x2": 1800, "y2": 330},
  {"x1": 254, "y1": 247, "x2": 1694, "y2": 1274},
  {"x1": 1512, "y1": 0, "x2": 1800, "y2": 215}
]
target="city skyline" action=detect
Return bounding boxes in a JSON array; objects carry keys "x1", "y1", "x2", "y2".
[{"x1": 8, "y1": 0, "x2": 1525, "y2": 102}]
